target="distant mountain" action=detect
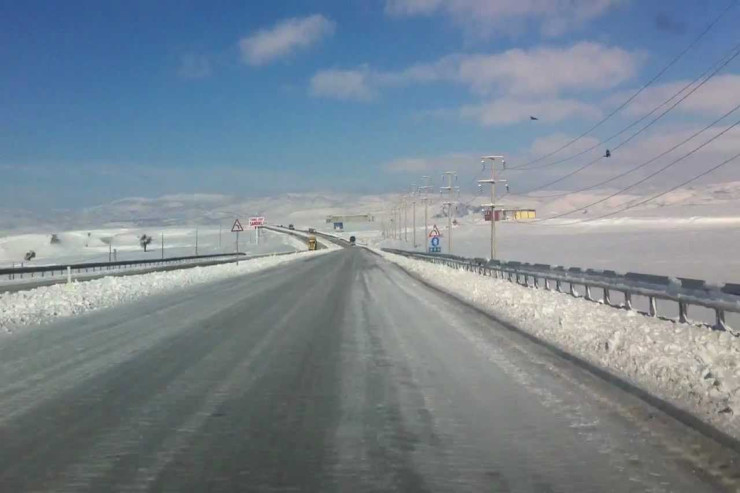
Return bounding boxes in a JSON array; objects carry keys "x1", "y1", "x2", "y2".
[{"x1": 3, "y1": 182, "x2": 740, "y2": 234}]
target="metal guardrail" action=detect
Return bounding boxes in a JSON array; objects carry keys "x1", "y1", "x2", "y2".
[
  {"x1": 1, "y1": 252, "x2": 247, "y2": 281},
  {"x1": 262, "y1": 226, "x2": 352, "y2": 248},
  {"x1": 261, "y1": 226, "x2": 329, "y2": 249},
  {"x1": 383, "y1": 248, "x2": 740, "y2": 332},
  {"x1": 310, "y1": 230, "x2": 351, "y2": 248}
]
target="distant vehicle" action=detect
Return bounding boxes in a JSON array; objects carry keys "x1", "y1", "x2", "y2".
[
  {"x1": 308, "y1": 236, "x2": 318, "y2": 251},
  {"x1": 288, "y1": 224, "x2": 295, "y2": 230},
  {"x1": 349, "y1": 236, "x2": 356, "y2": 246},
  {"x1": 308, "y1": 228, "x2": 316, "y2": 233}
]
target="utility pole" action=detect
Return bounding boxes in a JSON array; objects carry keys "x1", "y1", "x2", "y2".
[
  {"x1": 403, "y1": 196, "x2": 408, "y2": 242},
  {"x1": 108, "y1": 242, "x2": 112, "y2": 263},
  {"x1": 161, "y1": 233, "x2": 164, "y2": 260},
  {"x1": 195, "y1": 227, "x2": 199, "y2": 256},
  {"x1": 235, "y1": 231, "x2": 240, "y2": 265},
  {"x1": 440, "y1": 171, "x2": 458, "y2": 254},
  {"x1": 219, "y1": 223, "x2": 222, "y2": 251},
  {"x1": 480, "y1": 155, "x2": 509, "y2": 260},
  {"x1": 411, "y1": 184, "x2": 417, "y2": 248},
  {"x1": 418, "y1": 176, "x2": 432, "y2": 248}
]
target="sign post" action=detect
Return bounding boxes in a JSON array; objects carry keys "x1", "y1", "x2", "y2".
[
  {"x1": 249, "y1": 217, "x2": 265, "y2": 245},
  {"x1": 428, "y1": 224, "x2": 442, "y2": 253},
  {"x1": 232, "y1": 219, "x2": 244, "y2": 264}
]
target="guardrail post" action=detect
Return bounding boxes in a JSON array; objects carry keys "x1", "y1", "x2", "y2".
[
  {"x1": 569, "y1": 283, "x2": 578, "y2": 297},
  {"x1": 678, "y1": 301, "x2": 688, "y2": 323},
  {"x1": 544, "y1": 278, "x2": 550, "y2": 290},
  {"x1": 556, "y1": 280, "x2": 562, "y2": 292},
  {"x1": 648, "y1": 296, "x2": 657, "y2": 317},
  {"x1": 603, "y1": 288, "x2": 611, "y2": 306},
  {"x1": 714, "y1": 309, "x2": 727, "y2": 331},
  {"x1": 67, "y1": 266, "x2": 72, "y2": 284},
  {"x1": 585, "y1": 284, "x2": 593, "y2": 301},
  {"x1": 624, "y1": 292, "x2": 632, "y2": 310},
  {"x1": 533, "y1": 276, "x2": 539, "y2": 288}
]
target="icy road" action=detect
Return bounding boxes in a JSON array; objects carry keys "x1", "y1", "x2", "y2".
[{"x1": 0, "y1": 248, "x2": 738, "y2": 492}]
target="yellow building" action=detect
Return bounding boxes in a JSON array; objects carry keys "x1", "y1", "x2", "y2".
[{"x1": 511, "y1": 209, "x2": 536, "y2": 220}]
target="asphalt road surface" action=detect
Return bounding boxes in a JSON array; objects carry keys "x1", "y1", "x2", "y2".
[{"x1": 1, "y1": 248, "x2": 738, "y2": 492}]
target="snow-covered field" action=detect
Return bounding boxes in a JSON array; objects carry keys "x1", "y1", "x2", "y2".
[
  {"x1": 374, "y1": 217, "x2": 740, "y2": 284},
  {"x1": 0, "y1": 227, "x2": 302, "y2": 269},
  {"x1": 378, "y1": 249, "x2": 740, "y2": 441},
  {"x1": 0, "y1": 249, "x2": 328, "y2": 333},
  {"x1": 300, "y1": 182, "x2": 740, "y2": 285},
  {"x1": 4, "y1": 182, "x2": 740, "y2": 283}
]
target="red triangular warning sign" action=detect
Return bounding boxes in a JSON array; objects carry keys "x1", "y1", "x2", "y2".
[
  {"x1": 429, "y1": 225, "x2": 442, "y2": 237},
  {"x1": 231, "y1": 219, "x2": 244, "y2": 232}
]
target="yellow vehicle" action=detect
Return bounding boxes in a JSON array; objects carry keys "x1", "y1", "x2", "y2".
[{"x1": 308, "y1": 236, "x2": 318, "y2": 251}]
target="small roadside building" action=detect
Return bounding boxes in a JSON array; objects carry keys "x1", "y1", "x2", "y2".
[{"x1": 484, "y1": 209, "x2": 537, "y2": 221}]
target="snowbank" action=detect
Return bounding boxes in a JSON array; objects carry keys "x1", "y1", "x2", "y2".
[
  {"x1": 378, "y1": 249, "x2": 740, "y2": 440},
  {"x1": 0, "y1": 250, "x2": 329, "y2": 333}
]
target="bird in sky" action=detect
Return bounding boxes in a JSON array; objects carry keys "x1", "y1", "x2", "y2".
[
  {"x1": 529, "y1": 116, "x2": 539, "y2": 121},
  {"x1": 604, "y1": 149, "x2": 611, "y2": 158}
]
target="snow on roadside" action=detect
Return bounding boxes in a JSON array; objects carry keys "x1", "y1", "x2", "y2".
[
  {"x1": 378, "y1": 249, "x2": 740, "y2": 440},
  {"x1": 0, "y1": 250, "x2": 330, "y2": 334}
]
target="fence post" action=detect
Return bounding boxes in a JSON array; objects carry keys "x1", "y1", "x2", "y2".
[
  {"x1": 678, "y1": 301, "x2": 688, "y2": 323},
  {"x1": 714, "y1": 309, "x2": 727, "y2": 331},
  {"x1": 585, "y1": 284, "x2": 593, "y2": 301}
]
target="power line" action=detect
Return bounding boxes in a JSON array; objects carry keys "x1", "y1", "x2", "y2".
[
  {"x1": 569, "y1": 150, "x2": 740, "y2": 224},
  {"x1": 527, "y1": 118, "x2": 740, "y2": 222},
  {"x1": 512, "y1": 39, "x2": 740, "y2": 173},
  {"x1": 511, "y1": 41, "x2": 740, "y2": 195},
  {"x1": 532, "y1": 101, "x2": 740, "y2": 203},
  {"x1": 508, "y1": 0, "x2": 737, "y2": 170}
]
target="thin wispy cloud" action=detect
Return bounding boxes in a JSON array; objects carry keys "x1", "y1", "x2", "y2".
[
  {"x1": 384, "y1": 0, "x2": 622, "y2": 37},
  {"x1": 309, "y1": 67, "x2": 375, "y2": 101},
  {"x1": 610, "y1": 74, "x2": 740, "y2": 118},
  {"x1": 310, "y1": 42, "x2": 642, "y2": 125},
  {"x1": 239, "y1": 14, "x2": 335, "y2": 66},
  {"x1": 383, "y1": 152, "x2": 480, "y2": 173},
  {"x1": 311, "y1": 42, "x2": 641, "y2": 101},
  {"x1": 460, "y1": 97, "x2": 602, "y2": 126},
  {"x1": 177, "y1": 53, "x2": 213, "y2": 79}
]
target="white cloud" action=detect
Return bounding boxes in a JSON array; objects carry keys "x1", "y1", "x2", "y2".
[
  {"x1": 615, "y1": 74, "x2": 740, "y2": 118},
  {"x1": 452, "y1": 43, "x2": 641, "y2": 95},
  {"x1": 309, "y1": 68, "x2": 375, "y2": 101},
  {"x1": 460, "y1": 97, "x2": 602, "y2": 126},
  {"x1": 385, "y1": 0, "x2": 622, "y2": 37},
  {"x1": 526, "y1": 133, "x2": 602, "y2": 157},
  {"x1": 239, "y1": 14, "x2": 335, "y2": 66},
  {"x1": 383, "y1": 152, "x2": 478, "y2": 173},
  {"x1": 506, "y1": 123, "x2": 740, "y2": 192},
  {"x1": 383, "y1": 157, "x2": 431, "y2": 173},
  {"x1": 177, "y1": 53, "x2": 212, "y2": 79},
  {"x1": 310, "y1": 42, "x2": 642, "y2": 102}
]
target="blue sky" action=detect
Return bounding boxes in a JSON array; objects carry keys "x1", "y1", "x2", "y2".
[{"x1": 2, "y1": 0, "x2": 740, "y2": 210}]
